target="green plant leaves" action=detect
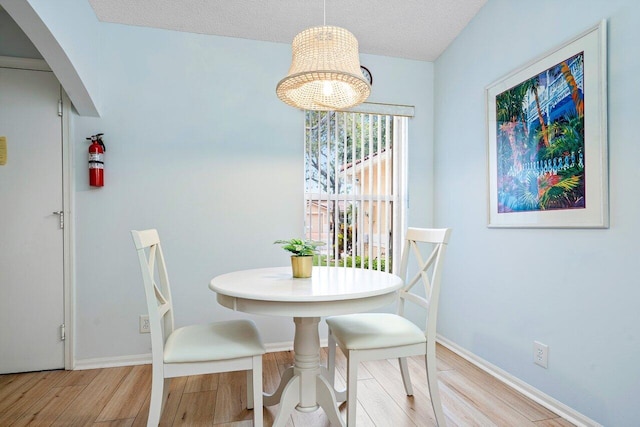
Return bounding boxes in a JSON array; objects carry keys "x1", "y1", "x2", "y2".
[{"x1": 274, "y1": 239, "x2": 325, "y2": 256}]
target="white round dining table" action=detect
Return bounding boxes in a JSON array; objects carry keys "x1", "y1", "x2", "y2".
[{"x1": 209, "y1": 265, "x2": 403, "y2": 427}]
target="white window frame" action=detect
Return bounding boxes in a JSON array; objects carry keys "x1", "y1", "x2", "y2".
[{"x1": 304, "y1": 102, "x2": 413, "y2": 274}]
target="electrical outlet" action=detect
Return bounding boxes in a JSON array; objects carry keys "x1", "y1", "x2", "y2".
[
  {"x1": 139, "y1": 315, "x2": 150, "y2": 333},
  {"x1": 533, "y1": 341, "x2": 548, "y2": 368}
]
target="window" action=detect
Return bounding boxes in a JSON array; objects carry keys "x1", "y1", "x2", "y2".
[{"x1": 304, "y1": 106, "x2": 409, "y2": 273}]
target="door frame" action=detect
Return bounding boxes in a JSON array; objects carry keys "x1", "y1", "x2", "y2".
[{"x1": 1, "y1": 55, "x2": 75, "y2": 370}]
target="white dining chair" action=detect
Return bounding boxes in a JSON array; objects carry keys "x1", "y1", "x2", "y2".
[
  {"x1": 326, "y1": 227, "x2": 452, "y2": 426},
  {"x1": 131, "y1": 229, "x2": 265, "y2": 427}
]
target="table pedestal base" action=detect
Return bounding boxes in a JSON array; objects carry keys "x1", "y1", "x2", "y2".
[{"x1": 264, "y1": 317, "x2": 345, "y2": 427}]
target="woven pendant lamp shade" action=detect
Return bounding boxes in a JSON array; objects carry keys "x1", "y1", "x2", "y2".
[{"x1": 276, "y1": 26, "x2": 371, "y2": 111}]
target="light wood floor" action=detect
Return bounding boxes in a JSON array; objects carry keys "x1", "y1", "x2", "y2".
[{"x1": 0, "y1": 344, "x2": 574, "y2": 426}]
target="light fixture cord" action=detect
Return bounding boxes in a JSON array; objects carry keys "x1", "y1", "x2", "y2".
[{"x1": 323, "y1": 0, "x2": 326, "y2": 25}]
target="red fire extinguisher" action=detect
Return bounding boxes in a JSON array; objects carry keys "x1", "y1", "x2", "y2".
[{"x1": 87, "y1": 133, "x2": 106, "y2": 187}]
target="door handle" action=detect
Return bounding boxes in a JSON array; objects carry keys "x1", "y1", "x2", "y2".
[{"x1": 53, "y1": 211, "x2": 64, "y2": 229}]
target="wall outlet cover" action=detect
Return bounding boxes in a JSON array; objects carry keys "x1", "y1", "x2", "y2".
[
  {"x1": 139, "y1": 315, "x2": 150, "y2": 333},
  {"x1": 533, "y1": 341, "x2": 548, "y2": 368}
]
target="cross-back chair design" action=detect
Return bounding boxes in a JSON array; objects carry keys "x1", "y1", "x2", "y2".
[
  {"x1": 131, "y1": 229, "x2": 265, "y2": 427},
  {"x1": 326, "y1": 227, "x2": 452, "y2": 426}
]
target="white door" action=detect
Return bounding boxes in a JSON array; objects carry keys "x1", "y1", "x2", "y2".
[{"x1": 0, "y1": 66, "x2": 65, "y2": 373}]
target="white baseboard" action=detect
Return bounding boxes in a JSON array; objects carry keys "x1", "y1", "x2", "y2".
[
  {"x1": 74, "y1": 353, "x2": 151, "y2": 370},
  {"x1": 265, "y1": 339, "x2": 329, "y2": 352},
  {"x1": 264, "y1": 341, "x2": 294, "y2": 352},
  {"x1": 436, "y1": 334, "x2": 601, "y2": 427}
]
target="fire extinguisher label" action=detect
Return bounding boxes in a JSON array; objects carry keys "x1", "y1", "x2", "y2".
[{"x1": 89, "y1": 151, "x2": 104, "y2": 170}]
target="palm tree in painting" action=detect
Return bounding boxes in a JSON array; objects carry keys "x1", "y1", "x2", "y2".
[
  {"x1": 496, "y1": 83, "x2": 530, "y2": 137},
  {"x1": 527, "y1": 75, "x2": 550, "y2": 148},
  {"x1": 534, "y1": 54, "x2": 585, "y2": 210},
  {"x1": 496, "y1": 83, "x2": 529, "y2": 173},
  {"x1": 560, "y1": 59, "x2": 584, "y2": 117}
]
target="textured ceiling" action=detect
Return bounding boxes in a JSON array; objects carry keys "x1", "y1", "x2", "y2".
[{"x1": 87, "y1": 0, "x2": 487, "y2": 61}]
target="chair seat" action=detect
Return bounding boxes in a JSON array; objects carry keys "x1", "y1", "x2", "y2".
[
  {"x1": 326, "y1": 313, "x2": 426, "y2": 351},
  {"x1": 164, "y1": 319, "x2": 265, "y2": 363}
]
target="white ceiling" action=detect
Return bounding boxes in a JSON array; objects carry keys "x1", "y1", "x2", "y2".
[{"x1": 87, "y1": 0, "x2": 487, "y2": 61}]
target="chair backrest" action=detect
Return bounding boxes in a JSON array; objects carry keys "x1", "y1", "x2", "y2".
[
  {"x1": 397, "y1": 227, "x2": 452, "y2": 339},
  {"x1": 131, "y1": 229, "x2": 175, "y2": 366}
]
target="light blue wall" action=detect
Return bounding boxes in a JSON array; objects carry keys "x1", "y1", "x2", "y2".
[
  {"x1": 0, "y1": 6, "x2": 41, "y2": 58},
  {"x1": 61, "y1": 23, "x2": 434, "y2": 359},
  {"x1": 434, "y1": 0, "x2": 640, "y2": 425}
]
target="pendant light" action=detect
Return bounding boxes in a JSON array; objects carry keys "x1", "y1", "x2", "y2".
[{"x1": 276, "y1": 1, "x2": 371, "y2": 111}]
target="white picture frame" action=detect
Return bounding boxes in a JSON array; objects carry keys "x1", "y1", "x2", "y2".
[{"x1": 486, "y1": 20, "x2": 608, "y2": 228}]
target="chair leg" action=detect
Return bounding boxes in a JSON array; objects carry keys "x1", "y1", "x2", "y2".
[
  {"x1": 425, "y1": 352, "x2": 446, "y2": 426},
  {"x1": 246, "y1": 370, "x2": 254, "y2": 409},
  {"x1": 327, "y1": 328, "x2": 337, "y2": 387},
  {"x1": 147, "y1": 368, "x2": 165, "y2": 427},
  {"x1": 346, "y1": 352, "x2": 359, "y2": 427},
  {"x1": 251, "y1": 355, "x2": 264, "y2": 427},
  {"x1": 161, "y1": 378, "x2": 171, "y2": 413},
  {"x1": 399, "y1": 357, "x2": 414, "y2": 395}
]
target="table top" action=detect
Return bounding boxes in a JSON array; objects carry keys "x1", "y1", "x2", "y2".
[
  {"x1": 209, "y1": 266, "x2": 403, "y2": 317},
  {"x1": 210, "y1": 266, "x2": 402, "y2": 301}
]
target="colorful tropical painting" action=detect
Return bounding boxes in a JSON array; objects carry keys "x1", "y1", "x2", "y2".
[{"x1": 495, "y1": 52, "x2": 585, "y2": 213}]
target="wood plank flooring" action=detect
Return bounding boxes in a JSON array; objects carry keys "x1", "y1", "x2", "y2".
[{"x1": 0, "y1": 344, "x2": 574, "y2": 426}]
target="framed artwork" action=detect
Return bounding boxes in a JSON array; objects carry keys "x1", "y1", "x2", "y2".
[{"x1": 486, "y1": 20, "x2": 608, "y2": 228}]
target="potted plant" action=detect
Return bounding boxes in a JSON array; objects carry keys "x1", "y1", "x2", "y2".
[{"x1": 274, "y1": 238, "x2": 325, "y2": 278}]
